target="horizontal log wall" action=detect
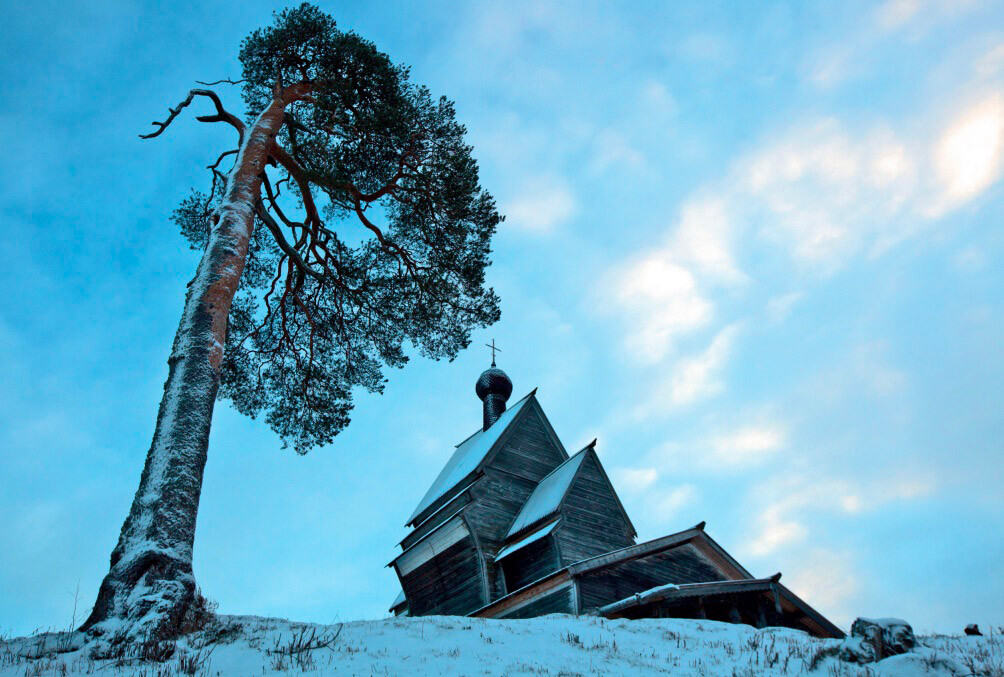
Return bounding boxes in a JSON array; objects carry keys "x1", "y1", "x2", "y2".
[{"x1": 464, "y1": 470, "x2": 537, "y2": 600}]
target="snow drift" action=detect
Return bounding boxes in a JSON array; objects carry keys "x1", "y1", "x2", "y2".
[{"x1": 2, "y1": 614, "x2": 1000, "y2": 675}]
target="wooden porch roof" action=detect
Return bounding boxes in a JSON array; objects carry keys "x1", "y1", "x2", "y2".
[{"x1": 598, "y1": 575, "x2": 845, "y2": 639}]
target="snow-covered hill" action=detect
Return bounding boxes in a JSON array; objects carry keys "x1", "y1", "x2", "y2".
[{"x1": 2, "y1": 614, "x2": 1000, "y2": 676}]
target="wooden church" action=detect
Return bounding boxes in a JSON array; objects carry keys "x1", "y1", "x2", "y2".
[{"x1": 388, "y1": 362, "x2": 844, "y2": 639}]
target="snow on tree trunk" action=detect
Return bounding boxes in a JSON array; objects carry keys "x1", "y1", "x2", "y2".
[{"x1": 81, "y1": 97, "x2": 287, "y2": 642}]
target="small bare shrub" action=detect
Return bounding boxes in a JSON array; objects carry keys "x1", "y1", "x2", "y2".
[
  {"x1": 175, "y1": 588, "x2": 219, "y2": 636},
  {"x1": 807, "y1": 645, "x2": 840, "y2": 671},
  {"x1": 266, "y1": 623, "x2": 343, "y2": 671},
  {"x1": 176, "y1": 646, "x2": 213, "y2": 675}
]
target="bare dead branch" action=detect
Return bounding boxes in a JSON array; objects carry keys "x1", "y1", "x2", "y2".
[
  {"x1": 140, "y1": 89, "x2": 245, "y2": 141},
  {"x1": 208, "y1": 149, "x2": 238, "y2": 171},
  {"x1": 195, "y1": 77, "x2": 245, "y2": 86}
]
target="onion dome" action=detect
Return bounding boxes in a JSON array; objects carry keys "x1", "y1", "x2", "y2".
[{"x1": 476, "y1": 366, "x2": 512, "y2": 431}]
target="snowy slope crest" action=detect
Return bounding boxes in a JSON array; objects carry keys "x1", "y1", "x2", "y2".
[{"x1": 2, "y1": 614, "x2": 1000, "y2": 676}]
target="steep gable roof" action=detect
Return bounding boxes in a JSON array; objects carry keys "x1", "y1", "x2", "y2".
[
  {"x1": 406, "y1": 390, "x2": 535, "y2": 525},
  {"x1": 505, "y1": 444, "x2": 591, "y2": 539}
]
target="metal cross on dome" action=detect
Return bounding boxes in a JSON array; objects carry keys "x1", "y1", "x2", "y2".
[{"x1": 486, "y1": 339, "x2": 501, "y2": 367}]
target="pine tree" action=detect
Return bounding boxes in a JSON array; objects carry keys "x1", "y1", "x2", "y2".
[{"x1": 81, "y1": 4, "x2": 501, "y2": 643}]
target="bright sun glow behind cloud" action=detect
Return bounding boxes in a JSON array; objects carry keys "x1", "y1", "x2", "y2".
[{"x1": 934, "y1": 95, "x2": 1004, "y2": 205}]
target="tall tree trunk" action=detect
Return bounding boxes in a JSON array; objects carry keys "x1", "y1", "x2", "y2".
[{"x1": 81, "y1": 98, "x2": 287, "y2": 642}]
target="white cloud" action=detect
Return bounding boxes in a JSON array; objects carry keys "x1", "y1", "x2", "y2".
[
  {"x1": 625, "y1": 323, "x2": 740, "y2": 420},
  {"x1": 612, "y1": 467, "x2": 659, "y2": 493},
  {"x1": 953, "y1": 246, "x2": 988, "y2": 271},
  {"x1": 590, "y1": 129, "x2": 646, "y2": 175},
  {"x1": 610, "y1": 254, "x2": 713, "y2": 364},
  {"x1": 740, "y1": 121, "x2": 919, "y2": 264},
  {"x1": 713, "y1": 91, "x2": 1004, "y2": 265},
  {"x1": 974, "y1": 42, "x2": 1004, "y2": 80},
  {"x1": 670, "y1": 196, "x2": 745, "y2": 284},
  {"x1": 649, "y1": 413, "x2": 788, "y2": 474},
  {"x1": 677, "y1": 33, "x2": 733, "y2": 66},
  {"x1": 602, "y1": 25, "x2": 1004, "y2": 436},
  {"x1": 806, "y1": 48, "x2": 853, "y2": 89},
  {"x1": 656, "y1": 483, "x2": 698, "y2": 517},
  {"x1": 784, "y1": 549, "x2": 859, "y2": 619},
  {"x1": 766, "y1": 291, "x2": 805, "y2": 323},
  {"x1": 874, "y1": 0, "x2": 981, "y2": 33},
  {"x1": 712, "y1": 424, "x2": 786, "y2": 466},
  {"x1": 504, "y1": 176, "x2": 577, "y2": 233},
  {"x1": 666, "y1": 324, "x2": 739, "y2": 407},
  {"x1": 602, "y1": 190, "x2": 750, "y2": 366},
  {"x1": 874, "y1": 0, "x2": 923, "y2": 30},
  {"x1": 743, "y1": 471, "x2": 936, "y2": 557},
  {"x1": 748, "y1": 516, "x2": 807, "y2": 557},
  {"x1": 852, "y1": 341, "x2": 908, "y2": 397},
  {"x1": 640, "y1": 80, "x2": 677, "y2": 117}
]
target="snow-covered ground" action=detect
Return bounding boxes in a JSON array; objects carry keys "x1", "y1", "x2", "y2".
[{"x1": 2, "y1": 614, "x2": 1000, "y2": 676}]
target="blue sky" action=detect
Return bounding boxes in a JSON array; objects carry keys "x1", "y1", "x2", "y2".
[{"x1": 2, "y1": 0, "x2": 1002, "y2": 636}]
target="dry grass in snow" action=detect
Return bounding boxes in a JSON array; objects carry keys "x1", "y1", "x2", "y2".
[{"x1": 1, "y1": 614, "x2": 1001, "y2": 676}]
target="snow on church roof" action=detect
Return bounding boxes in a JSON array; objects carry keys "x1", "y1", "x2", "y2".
[
  {"x1": 389, "y1": 589, "x2": 406, "y2": 612},
  {"x1": 494, "y1": 520, "x2": 560, "y2": 561},
  {"x1": 505, "y1": 445, "x2": 590, "y2": 539},
  {"x1": 407, "y1": 391, "x2": 535, "y2": 525}
]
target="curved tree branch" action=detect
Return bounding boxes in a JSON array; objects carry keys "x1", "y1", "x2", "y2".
[
  {"x1": 140, "y1": 88, "x2": 246, "y2": 141},
  {"x1": 253, "y1": 198, "x2": 323, "y2": 281},
  {"x1": 195, "y1": 77, "x2": 246, "y2": 86}
]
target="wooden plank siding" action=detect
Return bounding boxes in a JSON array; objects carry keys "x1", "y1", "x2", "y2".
[
  {"x1": 464, "y1": 469, "x2": 539, "y2": 599},
  {"x1": 486, "y1": 402, "x2": 568, "y2": 484},
  {"x1": 501, "y1": 533, "x2": 562, "y2": 592},
  {"x1": 395, "y1": 515, "x2": 487, "y2": 616},
  {"x1": 553, "y1": 452, "x2": 636, "y2": 566},
  {"x1": 499, "y1": 584, "x2": 575, "y2": 619},
  {"x1": 398, "y1": 537, "x2": 486, "y2": 616},
  {"x1": 576, "y1": 543, "x2": 726, "y2": 612},
  {"x1": 400, "y1": 491, "x2": 473, "y2": 551}
]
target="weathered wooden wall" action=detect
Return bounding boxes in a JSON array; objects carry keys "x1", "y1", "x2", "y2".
[
  {"x1": 577, "y1": 543, "x2": 725, "y2": 611},
  {"x1": 465, "y1": 405, "x2": 567, "y2": 600},
  {"x1": 500, "y1": 534, "x2": 562, "y2": 592},
  {"x1": 554, "y1": 453, "x2": 635, "y2": 566},
  {"x1": 498, "y1": 584, "x2": 575, "y2": 619},
  {"x1": 487, "y1": 403, "x2": 567, "y2": 483},
  {"x1": 395, "y1": 516, "x2": 487, "y2": 616},
  {"x1": 464, "y1": 470, "x2": 537, "y2": 599},
  {"x1": 396, "y1": 402, "x2": 568, "y2": 613},
  {"x1": 401, "y1": 491, "x2": 473, "y2": 551}
]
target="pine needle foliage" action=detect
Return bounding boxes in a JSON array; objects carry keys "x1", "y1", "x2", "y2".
[{"x1": 172, "y1": 4, "x2": 502, "y2": 453}]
